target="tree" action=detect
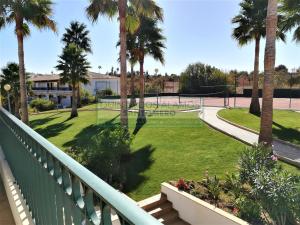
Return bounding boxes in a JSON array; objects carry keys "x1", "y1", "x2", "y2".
[
  {"x1": 259, "y1": 0, "x2": 278, "y2": 145},
  {"x1": 56, "y1": 44, "x2": 91, "y2": 118},
  {"x1": 281, "y1": 0, "x2": 300, "y2": 42},
  {"x1": 86, "y1": 0, "x2": 163, "y2": 129},
  {"x1": 232, "y1": 0, "x2": 285, "y2": 116},
  {"x1": 62, "y1": 21, "x2": 92, "y2": 108},
  {"x1": 127, "y1": 17, "x2": 165, "y2": 124},
  {"x1": 0, "y1": 63, "x2": 20, "y2": 117},
  {"x1": 180, "y1": 63, "x2": 228, "y2": 94},
  {"x1": 0, "y1": 0, "x2": 56, "y2": 124}
]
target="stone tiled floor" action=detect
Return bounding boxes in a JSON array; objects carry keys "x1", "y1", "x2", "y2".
[{"x1": 0, "y1": 179, "x2": 15, "y2": 225}]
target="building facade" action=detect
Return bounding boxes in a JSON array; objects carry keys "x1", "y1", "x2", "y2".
[{"x1": 29, "y1": 72, "x2": 120, "y2": 107}]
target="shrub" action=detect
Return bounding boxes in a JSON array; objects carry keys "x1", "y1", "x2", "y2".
[
  {"x1": 252, "y1": 168, "x2": 300, "y2": 225},
  {"x1": 239, "y1": 145, "x2": 300, "y2": 225},
  {"x1": 30, "y1": 98, "x2": 56, "y2": 111},
  {"x1": 96, "y1": 88, "x2": 114, "y2": 97},
  {"x1": 239, "y1": 144, "x2": 276, "y2": 185},
  {"x1": 70, "y1": 124, "x2": 132, "y2": 187},
  {"x1": 80, "y1": 89, "x2": 95, "y2": 105}
]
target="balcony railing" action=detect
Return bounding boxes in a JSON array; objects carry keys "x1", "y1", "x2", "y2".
[{"x1": 0, "y1": 107, "x2": 162, "y2": 225}]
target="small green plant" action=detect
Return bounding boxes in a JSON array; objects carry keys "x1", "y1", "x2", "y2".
[
  {"x1": 30, "y1": 98, "x2": 56, "y2": 111},
  {"x1": 204, "y1": 175, "x2": 221, "y2": 204},
  {"x1": 224, "y1": 173, "x2": 242, "y2": 198},
  {"x1": 235, "y1": 196, "x2": 264, "y2": 225}
]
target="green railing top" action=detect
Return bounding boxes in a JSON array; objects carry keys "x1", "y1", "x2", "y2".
[{"x1": 0, "y1": 107, "x2": 162, "y2": 225}]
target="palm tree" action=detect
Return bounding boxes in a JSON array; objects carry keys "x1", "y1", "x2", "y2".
[
  {"x1": 127, "y1": 17, "x2": 166, "y2": 124},
  {"x1": 281, "y1": 0, "x2": 300, "y2": 41},
  {"x1": 0, "y1": 0, "x2": 56, "y2": 124},
  {"x1": 56, "y1": 44, "x2": 91, "y2": 118},
  {"x1": 232, "y1": 0, "x2": 285, "y2": 116},
  {"x1": 62, "y1": 21, "x2": 92, "y2": 108},
  {"x1": 258, "y1": 0, "x2": 278, "y2": 145},
  {"x1": 0, "y1": 63, "x2": 20, "y2": 117},
  {"x1": 86, "y1": 0, "x2": 163, "y2": 128}
]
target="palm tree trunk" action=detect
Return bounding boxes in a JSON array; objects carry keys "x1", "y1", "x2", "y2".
[
  {"x1": 71, "y1": 84, "x2": 78, "y2": 118},
  {"x1": 77, "y1": 85, "x2": 81, "y2": 108},
  {"x1": 259, "y1": 0, "x2": 278, "y2": 145},
  {"x1": 129, "y1": 63, "x2": 136, "y2": 107},
  {"x1": 14, "y1": 95, "x2": 20, "y2": 118},
  {"x1": 249, "y1": 37, "x2": 261, "y2": 116},
  {"x1": 138, "y1": 58, "x2": 146, "y2": 124},
  {"x1": 118, "y1": 0, "x2": 128, "y2": 128},
  {"x1": 16, "y1": 19, "x2": 29, "y2": 124}
]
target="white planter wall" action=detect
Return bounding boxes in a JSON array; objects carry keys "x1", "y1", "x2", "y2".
[{"x1": 161, "y1": 182, "x2": 248, "y2": 225}]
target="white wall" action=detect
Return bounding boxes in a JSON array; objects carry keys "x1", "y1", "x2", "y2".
[
  {"x1": 161, "y1": 183, "x2": 248, "y2": 225},
  {"x1": 83, "y1": 79, "x2": 120, "y2": 95}
]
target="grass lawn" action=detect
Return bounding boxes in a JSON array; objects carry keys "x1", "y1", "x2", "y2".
[
  {"x1": 29, "y1": 109, "x2": 300, "y2": 201},
  {"x1": 218, "y1": 108, "x2": 300, "y2": 147}
]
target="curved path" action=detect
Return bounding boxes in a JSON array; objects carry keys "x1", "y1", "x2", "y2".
[{"x1": 199, "y1": 107, "x2": 300, "y2": 167}]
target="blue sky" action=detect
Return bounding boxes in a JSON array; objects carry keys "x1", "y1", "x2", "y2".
[{"x1": 0, "y1": 0, "x2": 299, "y2": 75}]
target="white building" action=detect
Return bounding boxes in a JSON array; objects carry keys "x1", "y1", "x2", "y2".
[
  {"x1": 82, "y1": 72, "x2": 120, "y2": 95},
  {"x1": 29, "y1": 72, "x2": 120, "y2": 107}
]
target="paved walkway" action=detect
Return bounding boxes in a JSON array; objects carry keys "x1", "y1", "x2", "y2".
[
  {"x1": 199, "y1": 107, "x2": 300, "y2": 167},
  {"x1": 0, "y1": 179, "x2": 14, "y2": 225}
]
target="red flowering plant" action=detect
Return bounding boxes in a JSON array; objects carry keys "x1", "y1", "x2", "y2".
[{"x1": 176, "y1": 178, "x2": 189, "y2": 191}]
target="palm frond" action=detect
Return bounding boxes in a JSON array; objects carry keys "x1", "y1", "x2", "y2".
[{"x1": 86, "y1": 0, "x2": 118, "y2": 22}]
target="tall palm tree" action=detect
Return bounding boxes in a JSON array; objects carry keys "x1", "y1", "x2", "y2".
[
  {"x1": 62, "y1": 21, "x2": 92, "y2": 108},
  {"x1": 259, "y1": 0, "x2": 278, "y2": 145},
  {"x1": 0, "y1": 0, "x2": 56, "y2": 124},
  {"x1": 0, "y1": 63, "x2": 20, "y2": 117},
  {"x1": 127, "y1": 17, "x2": 166, "y2": 124},
  {"x1": 86, "y1": 0, "x2": 163, "y2": 128},
  {"x1": 232, "y1": 0, "x2": 285, "y2": 116},
  {"x1": 56, "y1": 44, "x2": 91, "y2": 118}
]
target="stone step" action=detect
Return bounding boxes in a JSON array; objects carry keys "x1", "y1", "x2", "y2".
[
  {"x1": 148, "y1": 201, "x2": 173, "y2": 218},
  {"x1": 158, "y1": 210, "x2": 179, "y2": 224},
  {"x1": 141, "y1": 193, "x2": 168, "y2": 212}
]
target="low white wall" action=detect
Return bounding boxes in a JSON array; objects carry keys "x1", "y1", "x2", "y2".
[{"x1": 161, "y1": 182, "x2": 248, "y2": 225}]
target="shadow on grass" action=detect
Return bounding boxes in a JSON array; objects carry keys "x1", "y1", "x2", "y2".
[
  {"x1": 133, "y1": 118, "x2": 146, "y2": 135},
  {"x1": 250, "y1": 113, "x2": 300, "y2": 145},
  {"x1": 124, "y1": 144, "x2": 155, "y2": 193},
  {"x1": 30, "y1": 112, "x2": 62, "y2": 129},
  {"x1": 272, "y1": 121, "x2": 300, "y2": 145},
  {"x1": 35, "y1": 122, "x2": 73, "y2": 139},
  {"x1": 63, "y1": 115, "x2": 119, "y2": 148}
]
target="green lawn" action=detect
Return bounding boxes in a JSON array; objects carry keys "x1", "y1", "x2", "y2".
[
  {"x1": 218, "y1": 108, "x2": 300, "y2": 147},
  {"x1": 29, "y1": 109, "x2": 300, "y2": 201}
]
